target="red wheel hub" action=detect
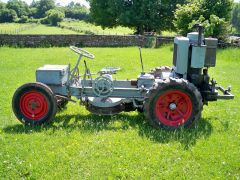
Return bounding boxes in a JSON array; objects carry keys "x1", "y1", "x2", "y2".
[
  {"x1": 19, "y1": 91, "x2": 49, "y2": 121},
  {"x1": 155, "y1": 90, "x2": 193, "y2": 127}
]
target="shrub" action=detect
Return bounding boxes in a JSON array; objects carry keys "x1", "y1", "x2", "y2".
[
  {"x1": 45, "y1": 9, "x2": 65, "y2": 26},
  {"x1": 174, "y1": 0, "x2": 233, "y2": 40},
  {"x1": 0, "y1": 8, "x2": 18, "y2": 23},
  {"x1": 18, "y1": 15, "x2": 28, "y2": 23}
]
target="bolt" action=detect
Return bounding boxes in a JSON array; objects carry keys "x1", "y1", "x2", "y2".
[{"x1": 169, "y1": 103, "x2": 177, "y2": 110}]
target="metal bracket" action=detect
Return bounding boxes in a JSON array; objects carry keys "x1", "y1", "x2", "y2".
[
  {"x1": 55, "y1": 95, "x2": 77, "y2": 103},
  {"x1": 216, "y1": 86, "x2": 234, "y2": 100}
]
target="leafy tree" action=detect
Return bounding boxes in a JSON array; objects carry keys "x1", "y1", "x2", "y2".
[
  {"x1": 0, "y1": 2, "x2": 6, "y2": 9},
  {"x1": 190, "y1": 15, "x2": 229, "y2": 39},
  {"x1": 45, "y1": 9, "x2": 64, "y2": 26},
  {"x1": 89, "y1": 0, "x2": 187, "y2": 34},
  {"x1": 6, "y1": 0, "x2": 29, "y2": 17},
  {"x1": 18, "y1": 15, "x2": 29, "y2": 23},
  {"x1": 65, "y1": 2, "x2": 89, "y2": 20},
  {"x1": 231, "y1": 3, "x2": 240, "y2": 32},
  {"x1": 35, "y1": 0, "x2": 56, "y2": 18},
  {"x1": 174, "y1": 0, "x2": 233, "y2": 39},
  {"x1": 0, "y1": 8, "x2": 18, "y2": 22}
]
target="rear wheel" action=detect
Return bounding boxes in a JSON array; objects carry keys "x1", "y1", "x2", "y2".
[
  {"x1": 12, "y1": 82, "x2": 57, "y2": 126},
  {"x1": 144, "y1": 78, "x2": 203, "y2": 130}
]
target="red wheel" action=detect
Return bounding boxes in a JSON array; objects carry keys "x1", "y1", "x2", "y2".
[
  {"x1": 144, "y1": 78, "x2": 203, "y2": 130},
  {"x1": 155, "y1": 90, "x2": 192, "y2": 127},
  {"x1": 19, "y1": 91, "x2": 49, "y2": 121},
  {"x1": 12, "y1": 83, "x2": 57, "y2": 126}
]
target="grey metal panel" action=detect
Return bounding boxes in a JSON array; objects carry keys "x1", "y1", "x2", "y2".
[
  {"x1": 69, "y1": 86, "x2": 144, "y2": 99},
  {"x1": 205, "y1": 38, "x2": 218, "y2": 67},
  {"x1": 191, "y1": 46, "x2": 206, "y2": 68},
  {"x1": 187, "y1": 32, "x2": 204, "y2": 45},
  {"x1": 82, "y1": 80, "x2": 138, "y2": 88},
  {"x1": 36, "y1": 65, "x2": 69, "y2": 85},
  {"x1": 174, "y1": 37, "x2": 189, "y2": 75}
]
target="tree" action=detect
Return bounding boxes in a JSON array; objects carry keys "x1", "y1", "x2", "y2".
[
  {"x1": 6, "y1": 0, "x2": 29, "y2": 17},
  {"x1": 89, "y1": 0, "x2": 187, "y2": 34},
  {"x1": 231, "y1": 3, "x2": 240, "y2": 32},
  {"x1": 0, "y1": 8, "x2": 18, "y2": 22},
  {"x1": 174, "y1": 0, "x2": 233, "y2": 39},
  {"x1": 65, "y1": 2, "x2": 89, "y2": 20},
  {"x1": 45, "y1": 9, "x2": 64, "y2": 26},
  {"x1": 0, "y1": 2, "x2": 6, "y2": 9},
  {"x1": 35, "y1": 0, "x2": 56, "y2": 18}
]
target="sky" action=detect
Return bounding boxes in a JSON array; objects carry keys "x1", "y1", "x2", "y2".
[{"x1": 1, "y1": 0, "x2": 90, "y2": 7}]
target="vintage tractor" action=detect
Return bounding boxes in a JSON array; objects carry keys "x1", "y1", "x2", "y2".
[{"x1": 12, "y1": 24, "x2": 234, "y2": 130}]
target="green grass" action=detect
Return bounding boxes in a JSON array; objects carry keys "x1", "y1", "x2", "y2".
[
  {"x1": 0, "y1": 23, "x2": 37, "y2": 34},
  {"x1": 19, "y1": 24, "x2": 79, "y2": 35},
  {"x1": 0, "y1": 46, "x2": 239, "y2": 178},
  {"x1": 60, "y1": 20, "x2": 135, "y2": 35},
  {"x1": 0, "y1": 22, "x2": 176, "y2": 36}
]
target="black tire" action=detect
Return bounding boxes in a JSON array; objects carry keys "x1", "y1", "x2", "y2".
[
  {"x1": 12, "y1": 82, "x2": 57, "y2": 126},
  {"x1": 150, "y1": 66, "x2": 172, "y2": 78},
  {"x1": 144, "y1": 78, "x2": 203, "y2": 130}
]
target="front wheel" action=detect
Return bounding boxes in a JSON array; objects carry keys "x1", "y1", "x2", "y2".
[
  {"x1": 12, "y1": 82, "x2": 57, "y2": 126},
  {"x1": 144, "y1": 78, "x2": 203, "y2": 130}
]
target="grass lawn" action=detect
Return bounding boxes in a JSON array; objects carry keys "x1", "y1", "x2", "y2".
[{"x1": 0, "y1": 46, "x2": 239, "y2": 178}]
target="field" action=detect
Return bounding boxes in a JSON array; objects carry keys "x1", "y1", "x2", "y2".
[
  {"x1": 0, "y1": 46, "x2": 239, "y2": 178},
  {"x1": 19, "y1": 24, "x2": 79, "y2": 35},
  {"x1": 0, "y1": 22, "x2": 134, "y2": 35},
  {"x1": 60, "y1": 20, "x2": 135, "y2": 35},
  {"x1": 0, "y1": 22, "x2": 176, "y2": 36},
  {"x1": 0, "y1": 23, "x2": 37, "y2": 34}
]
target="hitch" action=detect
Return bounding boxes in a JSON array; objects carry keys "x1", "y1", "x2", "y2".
[{"x1": 216, "y1": 86, "x2": 234, "y2": 100}]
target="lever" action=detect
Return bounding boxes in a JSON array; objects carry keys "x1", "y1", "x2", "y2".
[{"x1": 139, "y1": 47, "x2": 145, "y2": 75}]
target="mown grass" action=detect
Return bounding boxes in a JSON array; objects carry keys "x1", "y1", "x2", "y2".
[{"x1": 0, "y1": 46, "x2": 239, "y2": 178}]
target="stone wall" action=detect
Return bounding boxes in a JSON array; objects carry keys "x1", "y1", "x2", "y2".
[{"x1": 0, "y1": 34, "x2": 174, "y2": 47}]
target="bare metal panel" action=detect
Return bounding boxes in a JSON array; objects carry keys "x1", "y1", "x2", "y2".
[
  {"x1": 205, "y1": 38, "x2": 218, "y2": 67},
  {"x1": 173, "y1": 37, "x2": 189, "y2": 75},
  {"x1": 36, "y1": 65, "x2": 69, "y2": 85},
  {"x1": 191, "y1": 46, "x2": 206, "y2": 68}
]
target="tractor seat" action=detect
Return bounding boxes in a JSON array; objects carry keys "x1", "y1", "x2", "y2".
[{"x1": 99, "y1": 67, "x2": 121, "y2": 75}]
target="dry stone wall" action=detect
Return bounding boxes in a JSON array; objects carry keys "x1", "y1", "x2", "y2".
[{"x1": 0, "y1": 34, "x2": 174, "y2": 47}]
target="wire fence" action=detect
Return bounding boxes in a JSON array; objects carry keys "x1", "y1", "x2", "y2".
[{"x1": 0, "y1": 24, "x2": 39, "y2": 35}]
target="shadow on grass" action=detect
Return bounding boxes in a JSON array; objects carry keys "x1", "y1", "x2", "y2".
[{"x1": 3, "y1": 113, "x2": 212, "y2": 149}]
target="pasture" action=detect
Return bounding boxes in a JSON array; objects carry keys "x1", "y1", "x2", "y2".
[
  {"x1": 60, "y1": 20, "x2": 135, "y2": 35},
  {"x1": 0, "y1": 46, "x2": 239, "y2": 178}
]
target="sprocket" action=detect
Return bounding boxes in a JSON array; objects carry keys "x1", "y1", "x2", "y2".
[{"x1": 93, "y1": 76, "x2": 114, "y2": 97}]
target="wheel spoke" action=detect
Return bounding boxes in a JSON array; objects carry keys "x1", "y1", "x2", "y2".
[
  {"x1": 176, "y1": 109, "x2": 184, "y2": 117},
  {"x1": 167, "y1": 111, "x2": 171, "y2": 120}
]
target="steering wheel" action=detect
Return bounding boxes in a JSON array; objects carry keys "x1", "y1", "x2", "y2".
[{"x1": 70, "y1": 46, "x2": 95, "y2": 59}]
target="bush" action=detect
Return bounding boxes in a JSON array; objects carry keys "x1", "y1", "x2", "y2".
[
  {"x1": 231, "y1": 3, "x2": 240, "y2": 33},
  {"x1": 18, "y1": 15, "x2": 28, "y2": 23},
  {"x1": 174, "y1": 2, "x2": 202, "y2": 36},
  {"x1": 0, "y1": 8, "x2": 18, "y2": 23},
  {"x1": 190, "y1": 15, "x2": 229, "y2": 40},
  {"x1": 174, "y1": 0, "x2": 233, "y2": 40},
  {"x1": 45, "y1": 9, "x2": 65, "y2": 26}
]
